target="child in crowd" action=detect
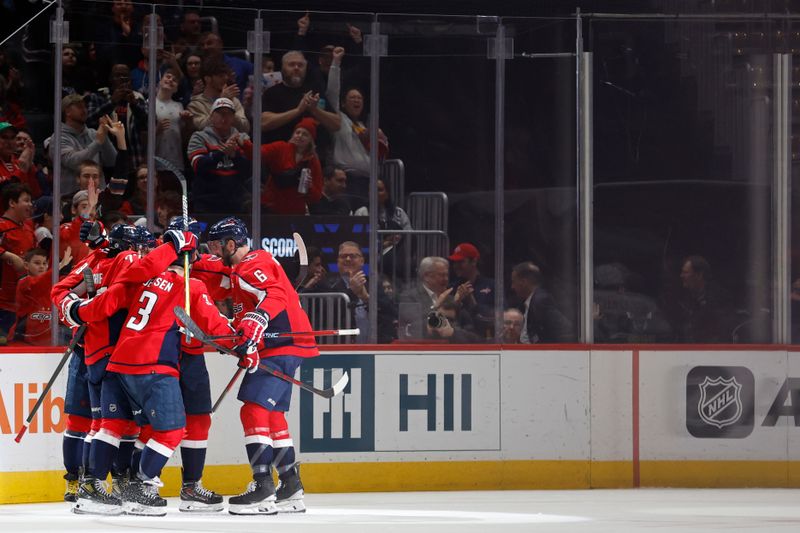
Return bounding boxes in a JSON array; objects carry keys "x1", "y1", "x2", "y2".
[{"x1": 9, "y1": 247, "x2": 72, "y2": 346}]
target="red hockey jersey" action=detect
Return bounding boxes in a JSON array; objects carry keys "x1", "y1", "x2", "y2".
[
  {"x1": 181, "y1": 253, "x2": 232, "y2": 355},
  {"x1": 231, "y1": 249, "x2": 319, "y2": 358},
  {"x1": 61, "y1": 243, "x2": 180, "y2": 365},
  {"x1": 81, "y1": 271, "x2": 232, "y2": 377}
]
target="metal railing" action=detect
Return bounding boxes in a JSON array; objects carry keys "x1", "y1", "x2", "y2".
[{"x1": 299, "y1": 292, "x2": 354, "y2": 345}]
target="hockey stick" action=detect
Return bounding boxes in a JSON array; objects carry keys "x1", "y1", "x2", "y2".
[
  {"x1": 293, "y1": 231, "x2": 308, "y2": 290},
  {"x1": 210, "y1": 367, "x2": 244, "y2": 416},
  {"x1": 209, "y1": 233, "x2": 311, "y2": 414},
  {"x1": 155, "y1": 156, "x2": 190, "y2": 341},
  {"x1": 207, "y1": 331, "x2": 358, "y2": 413},
  {"x1": 211, "y1": 233, "x2": 309, "y2": 415},
  {"x1": 204, "y1": 328, "x2": 360, "y2": 341},
  {"x1": 174, "y1": 306, "x2": 349, "y2": 399},
  {"x1": 15, "y1": 268, "x2": 95, "y2": 443}
]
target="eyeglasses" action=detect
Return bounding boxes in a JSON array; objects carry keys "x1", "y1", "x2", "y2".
[{"x1": 338, "y1": 253, "x2": 362, "y2": 260}]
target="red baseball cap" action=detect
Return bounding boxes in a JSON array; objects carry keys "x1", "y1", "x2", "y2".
[{"x1": 449, "y1": 242, "x2": 479, "y2": 261}]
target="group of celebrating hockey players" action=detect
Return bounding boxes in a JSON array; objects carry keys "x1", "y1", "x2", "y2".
[{"x1": 54, "y1": 214, "x2": 316, "y2": 516}]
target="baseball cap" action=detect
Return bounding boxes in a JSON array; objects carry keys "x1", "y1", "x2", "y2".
[
  {"x1": 72, "y1": 190, "x2": 89, "y2": 208},
  {"x1": 0, "y1": 122, "x2": 18, "y2": 136},
  {"x1": 449, "y1": 242, "x2": 480, "y2": 261},
  {"x1": 32, "y1": 196, "x2": 53, "y2": 220},
  {"x1": 211, "y1": 97, "x2": 235, "y2": 113}
]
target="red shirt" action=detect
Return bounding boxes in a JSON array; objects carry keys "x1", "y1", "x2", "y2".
[
  {"x1": 0, "y1": 156, "x2": 40, "y2": 197},
  {"x1": 9, "y1": 270, "x2": 56, "y2": 345},
  {"x1": 83, "y1": 271, "x2": 232, "y2": 377},
  {"x1": 59, "y1": 217, "x2": 91, "y2": 265},
  {"x1": 259, "y1": 141, "x2": 323, "y2": 214},
  {"x1": 231, "y1": 249, "x2": 319, "y2": 358},
  {"x1": 0, "y1": 216, "x2": 35, "y2": 313}
]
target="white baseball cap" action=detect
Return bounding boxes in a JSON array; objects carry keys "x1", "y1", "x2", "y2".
[{"x1": 211, "y1": 97, "x2": 235, "y2": 113}]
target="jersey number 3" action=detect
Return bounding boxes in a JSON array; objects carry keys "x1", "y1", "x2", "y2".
[{"x1": 126, "y1": 291, "x2": 158, "y2": 331}]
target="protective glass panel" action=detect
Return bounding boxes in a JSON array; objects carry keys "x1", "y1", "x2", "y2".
[
  {"x1": 502, "y1": 17, "x2": 579, "y2": 346},
  {"x1": 591, "y1": 18, "x2": 775, "y2": 344},
  {"x1": 376, "y1": 14, "x2": 496, "y2": 345}
]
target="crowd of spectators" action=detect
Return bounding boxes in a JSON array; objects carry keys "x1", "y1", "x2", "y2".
[
  {"x1": 0, "y1": 4, "x2": 775, "y2": 347},
  {"x1": 0, "y1": 6, "x2": 390, "y2": 345}
]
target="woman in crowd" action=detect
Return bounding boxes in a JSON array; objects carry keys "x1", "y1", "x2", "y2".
[
  {"x1": 353, "y1": 178, "x2": 410, "y2": 230},
  {"x1": 259, "y1": 117, "x2": 323, "y2": 215},
  {"x1": 178, "y1": 53, "x2": 203, "y2": 107}
]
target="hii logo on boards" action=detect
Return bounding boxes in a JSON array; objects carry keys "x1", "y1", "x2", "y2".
[
  {"x1": 686, "y1": 365, "x2": 754, "y2": 438},
  {"x1": 298, "y1": 354, "x2": 375, "y2": 453}
]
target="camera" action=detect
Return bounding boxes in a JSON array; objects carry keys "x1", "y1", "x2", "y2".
[{"x1": 427, "y1": 311, "x2": 448, "y2": 329}]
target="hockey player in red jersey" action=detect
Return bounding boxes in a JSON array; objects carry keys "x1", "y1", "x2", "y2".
[
  {"x1": 66, "y1": 235, "x2": 233, "y2": 516},
  {"x1": 165, "y1": 215, "x2": 232, "y2": 512},
  {"x1": 56, "y1": 223, "x2": 198, "y2": 513},
  {"x1": 206, "y1": 216, "x2": 318, "y2": 515},
  {"x1": 52, "y1": 236, "x2": 108, "y2": 503}
]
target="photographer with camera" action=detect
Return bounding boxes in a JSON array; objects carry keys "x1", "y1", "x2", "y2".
[
  {"x1": 426, "y1": 295, "x2": 483, "y2": 344},
  {"x1": 397, "y1": 256, "x2": 480, "y2": 343}
]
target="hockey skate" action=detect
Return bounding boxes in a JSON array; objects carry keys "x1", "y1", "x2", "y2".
[
  {"x1": 228, "y1": 477, "x2": 277, "y2": 515},
  {"x1": 71, "y1": 477, "x2": 124, "y2": 515},
  {"x1": 111, "y1": 470, "x2": 129, "y2": 501},
  {"x1": 179, "y1": 480, "x2": 224, "y2": 512},
  {"x1": 276, "y1": 465, "x2": 306, "y2": 513},
  {"x1": 123, "y1": 476, "x2": 167, "y2": 516},
  {"x1": 63, "y1": 473, "x2": 79, "y2": 503}
]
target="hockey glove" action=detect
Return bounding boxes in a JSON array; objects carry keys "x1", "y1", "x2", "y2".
[
  {"x1": 237, "y1": 310, "x2": 269, "y2": 345},
  {"x1": 61, "y1": 295, "x2": 85, "y2": 328},
  {"x1": 235, "y1": 341, "x2": 260, "y2": 373},
  {"x1": 80, "y1": 221, "x2": 107, "y2": 249},
  {"x1": 163, "y1": 230, "x2": 198, "y2": 255}
]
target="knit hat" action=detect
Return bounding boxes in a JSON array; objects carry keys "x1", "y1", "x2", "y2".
[
  {"x1": 294, "y1": 117, "x2": 318, "y2": 140},
  {"x1": 449, "y1": 242, "x2": 480, "y2": 261},
  {"x1": 72, "y1": 190, "x2": 89, "y2": 207}
]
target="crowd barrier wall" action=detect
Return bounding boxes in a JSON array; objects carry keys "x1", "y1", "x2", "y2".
[{"x1": 1, "y1": 345, "x2": 799, "y2": 504}]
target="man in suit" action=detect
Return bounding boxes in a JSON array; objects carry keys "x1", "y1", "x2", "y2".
[
  {"x1": 397, "y1": 256, "x2": 472, "y2": 341},
  {"x1": 510, "y1": 261, "x2": 574, "y2": 343},
  {"x1": 324, "y1": 241, "x2": 396, "y2": 343}
]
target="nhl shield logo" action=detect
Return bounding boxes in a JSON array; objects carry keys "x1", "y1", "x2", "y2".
[
  {"x1": 686, "y1": 366, "x2": 754, "y2": 438},
  {"x1": 698, "y1": 376, "x2": 742, "y2": 429}
]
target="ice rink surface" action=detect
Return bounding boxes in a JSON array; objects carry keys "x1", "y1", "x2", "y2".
[{"x1": 2, "y1": 489, "x2": 800, "y2": 532}]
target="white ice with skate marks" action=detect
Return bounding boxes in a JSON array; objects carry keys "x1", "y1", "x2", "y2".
[
  {"x1": 0, "y1": 491, "x2": 587, "y2": 532},
  {"x1": 5, "y1": 489, "x2": 800, "y2": 532},
  {"x1": 0, "y1": 504, "x2": 584, "y2": 529}
]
